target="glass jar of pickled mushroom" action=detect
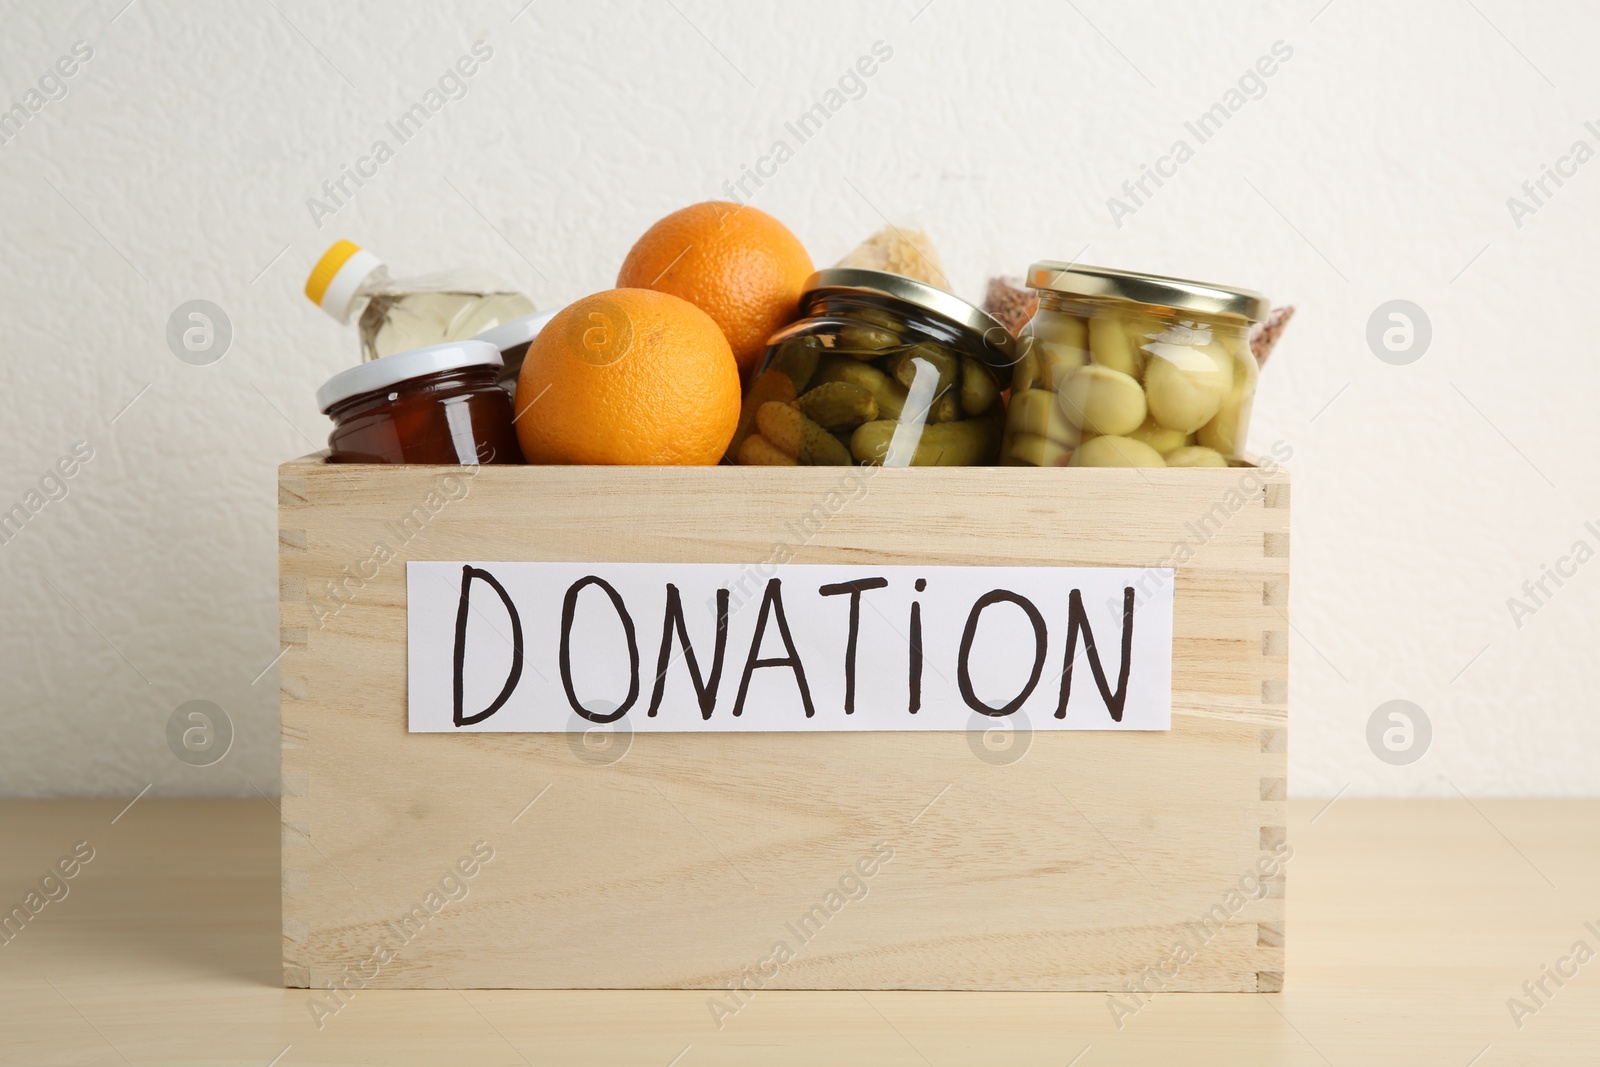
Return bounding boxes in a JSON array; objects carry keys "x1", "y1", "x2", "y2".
[
  {"x1": 730, "y1": 269, "x2": 1016, "y2": 466},
  {"x1": 1003, "y1": 263, "x2": 1267, "y2": 468}
]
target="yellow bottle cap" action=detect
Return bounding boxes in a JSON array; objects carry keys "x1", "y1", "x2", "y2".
[
  {"x1": 304, "y1": 240, "x2": 385, "y2": 322},
  {"x1": 305, "y1": 240, "x2": 361, "y2": 304}
]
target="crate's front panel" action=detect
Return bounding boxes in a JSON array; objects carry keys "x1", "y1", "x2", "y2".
[{"x1": 280, "y1": 464, "x2": 1288, "y2": 990}]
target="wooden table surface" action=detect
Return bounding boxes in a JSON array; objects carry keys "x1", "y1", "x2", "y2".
[{"x1": 1, "y1": 797, "x2": 1595, "y2": 1065}]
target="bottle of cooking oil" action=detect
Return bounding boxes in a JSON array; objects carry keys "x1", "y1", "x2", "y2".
[{"x1": 304, "y1": 240, "x2": 536, "y2": 362}]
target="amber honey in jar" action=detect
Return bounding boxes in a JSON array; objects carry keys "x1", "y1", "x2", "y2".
[
  {"x1": 1004, "y1": 263, "x2": 1267, "y2": 468},
  {"x1": 731, "y1": 269, "x2": 1016, "y2": 466},
  {"x1": 317, "y1": 340, "x2": 525, "y2": 465}
]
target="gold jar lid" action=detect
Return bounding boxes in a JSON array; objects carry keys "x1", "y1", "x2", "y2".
[
  {"x1": 802, "y1": 268, "x2": 1018, "y2": 365},
  {"x1": 1026, "y1": 262, "x2": 1268, "y2": 323}
]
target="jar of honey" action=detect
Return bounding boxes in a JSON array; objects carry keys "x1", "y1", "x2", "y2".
[{"x1": 317, "y1": 340, "x2": 525, "y2": 465}]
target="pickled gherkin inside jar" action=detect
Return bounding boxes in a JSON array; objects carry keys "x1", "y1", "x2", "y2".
[
  {"x1": 1001, "y1": 262, "x2": 1267, "y2": 468},
  {"x1": 729, "y1": 269, "x2": 1015, "y2": 466}
]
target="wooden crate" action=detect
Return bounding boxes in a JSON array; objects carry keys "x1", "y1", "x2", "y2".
[{"x1": 278, "y1": 456, "x2": 1289, "y2": 992}]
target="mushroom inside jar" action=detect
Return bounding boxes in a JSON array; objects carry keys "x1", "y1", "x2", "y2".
[{"x1": 1001, "y1": 263, "x2": 1266, "y2": 468}]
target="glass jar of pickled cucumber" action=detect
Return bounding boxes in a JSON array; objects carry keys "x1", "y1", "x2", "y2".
[
  {"x1": 730, "y1": 269, "x2": 1016, "y2": 466},
  {"x1": 1003, "y1": 263, "x2": 1268, "y2": 468}
]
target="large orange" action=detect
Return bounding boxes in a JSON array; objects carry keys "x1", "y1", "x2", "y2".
[
  {"x1": 515, "y1": 288, "x2": 741, "y2": 465},
  {"x1": 617, "y1": 201, "x2": 813, "y2": 373}
]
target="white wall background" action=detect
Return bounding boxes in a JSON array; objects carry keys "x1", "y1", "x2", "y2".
[{"x1": 2, "y1": 0, "x2": 1595, "y2": 799}]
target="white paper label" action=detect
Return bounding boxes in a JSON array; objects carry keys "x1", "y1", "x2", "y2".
[{"x1": 406, "y1": 561, "x2": 1173, "y2": 733}]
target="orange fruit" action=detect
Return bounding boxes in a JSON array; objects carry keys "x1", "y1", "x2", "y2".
[
  {"x1": 617, "y1": 201, "x2": 813, "y2": 373},
  {"x1": 515, "y1": 288, "x2": 741, "y2": 465}
]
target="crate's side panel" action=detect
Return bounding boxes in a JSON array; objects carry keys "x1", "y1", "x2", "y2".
[
  {"x1": 280, "y1": 463, "x2": 1287, "y2": 991},
  {"x1": 278, "y1": 458, "x2": 316, "y2": 988}
]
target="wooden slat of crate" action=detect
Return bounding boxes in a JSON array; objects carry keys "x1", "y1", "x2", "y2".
[{"x1": 279, "y1": 459, "x2": 1288, "y2": 991}]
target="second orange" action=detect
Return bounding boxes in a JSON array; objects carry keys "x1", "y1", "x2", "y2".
[{"x1": 617, "y1": 201, "x2": 813, "y2": 373}]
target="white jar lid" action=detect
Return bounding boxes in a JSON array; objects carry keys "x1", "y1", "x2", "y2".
[
  {"x1": 474, "y1": 308, "x2": 559, "y2": 352},
  {"x1": 317, "y1": 340, "x2": 503, "y2": 413}
]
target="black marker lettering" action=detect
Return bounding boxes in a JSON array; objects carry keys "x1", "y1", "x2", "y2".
[
  {"x1": 957, "y1": 589, "x2": 1047, "y2": 717},
  {"x1": 559, "y1": 576, "x2": 640, "y2": 724},
  {"x1": 452, "y1": 565, "x2": 524, "y2": 727},
  {"x1": 648, "y1": 584, "x2": 729, "y2": 719},
  {"x1": 1056, "y1": 587, "x2": 1135, "y2": 722},
  {"x1": 818, "y1": 577, "x2": 888, "y2": 714},
  {"x1": 909, "y1": 578, "x2": 926, "y2": 713},
  {"x1": 732, "y1": 578, "x2": 815, "y2": 718}
]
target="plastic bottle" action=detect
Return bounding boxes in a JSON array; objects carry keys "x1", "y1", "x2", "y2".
[{"x1": 304, "y1": 240, "x2": 536, "y2": 362}]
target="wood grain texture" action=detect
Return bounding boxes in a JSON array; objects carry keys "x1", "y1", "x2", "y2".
[{"x1": 278, "y1": 457, "x2": 1289, "y2": 990}]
